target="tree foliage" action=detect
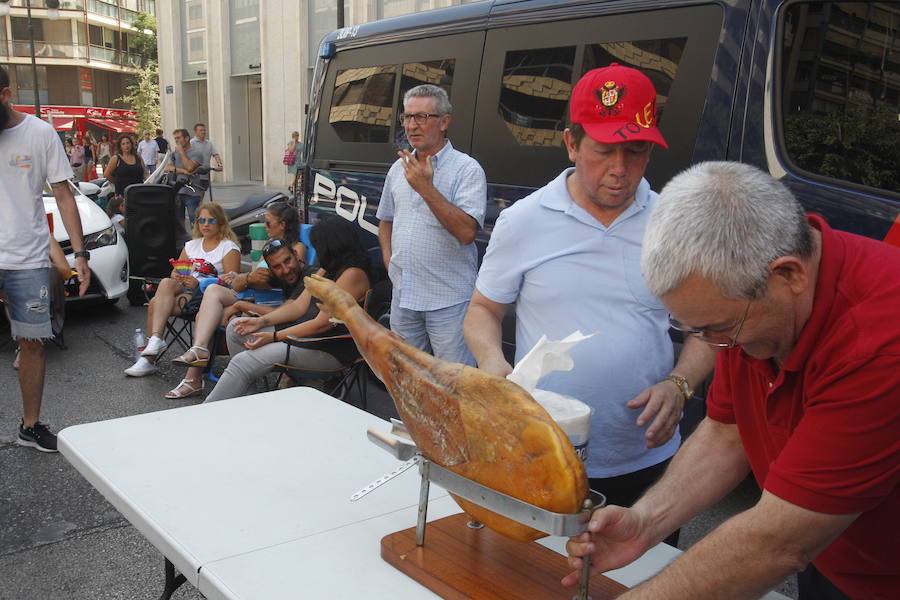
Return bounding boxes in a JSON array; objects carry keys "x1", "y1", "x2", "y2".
[
  {"x1": 783, "y1": 106, "x2": 900, "y2": 191},
  {"x1": 117, "y1": 60, "x2": 160, "y2": 133},
  {"x1": 130, "y1": 12, "x2": 158, "y2": 64}
]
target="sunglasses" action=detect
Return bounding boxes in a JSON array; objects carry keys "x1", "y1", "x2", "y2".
[
  {"x1": 196, "y1": 217, "x2": 217, "y2": 225},
  {"x1": 262, "y1": 238, "x2": 288, "y2": 257}
]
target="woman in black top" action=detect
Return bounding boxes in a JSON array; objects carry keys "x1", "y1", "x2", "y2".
[{"x1": 103, "y1": 134, "x2": 148, "y2": 198}]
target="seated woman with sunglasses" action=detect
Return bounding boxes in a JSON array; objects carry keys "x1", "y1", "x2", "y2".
[
  {"x1": 124, "y1": 202, "x2": 241, "y2": 377},
  {"x1": 202, "y1": 217, "x2": 370, "y2": 402}
]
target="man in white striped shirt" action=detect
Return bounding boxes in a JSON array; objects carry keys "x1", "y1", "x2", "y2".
[{"x1": 376, "y1": 84, "x2": 487, "y2": 364}]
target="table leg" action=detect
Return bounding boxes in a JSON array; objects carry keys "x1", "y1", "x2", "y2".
[{"x1": 159, "y1": 557, "x2": 187, "y2": 600}]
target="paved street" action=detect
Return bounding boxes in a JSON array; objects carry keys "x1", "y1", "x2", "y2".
[{"x1": 0, "y1": 183, "x2": 798, "y2": 598}]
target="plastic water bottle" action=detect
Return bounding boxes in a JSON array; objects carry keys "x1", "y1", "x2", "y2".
[{"x1": 133, "y1": 328, "x2": 145, "y2": 361}]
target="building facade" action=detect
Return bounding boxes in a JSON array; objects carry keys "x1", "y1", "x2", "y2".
[
  {"x1": 155, "y1": 0, "x2": 478, "y2": 188},
  {"x1": 0, "y1": 0, "x2": 152, "y2": 133}
]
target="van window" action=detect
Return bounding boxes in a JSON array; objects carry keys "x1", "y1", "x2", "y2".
[
  {"x1": 780, "y1": 2, "x2": 900, "y2": 194},
  {"x1": 500, "y1": 46, "x2": 576, "y2": 147},
  {"x1": 330, "y1": 66, "x2": 398, "y2": 143}
]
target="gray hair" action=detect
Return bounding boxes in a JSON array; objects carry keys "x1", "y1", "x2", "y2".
[
  {"x1": 642, "y1": 161, "x2": 813, "y2": 300},
  {"x1": 404, "y1": 84, "x2": 452, "y2": 115}
]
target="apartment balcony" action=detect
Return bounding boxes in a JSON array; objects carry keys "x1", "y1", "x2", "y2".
[
  {"x1": 1, "y1": 39, "x2": 143, "y2": 69},
  {"x1": 7, "y1": 0, "x2": 151, "y2": 22}
]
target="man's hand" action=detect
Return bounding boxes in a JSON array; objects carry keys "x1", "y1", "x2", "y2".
[
  {"x1": 233, "y1": 316, "x2": 263, "y2": 336},
  {"x1": 247, "y1": 268, "x2": 272, "y2": 289},
  {"x1": 627, "y1": 380, "x2": 685, "y2": 448},
  {"x1": 244, "y1": 331, "x2": 272, "y2": 350},
  {"x1": 74, "y1": 255, "x2": 91, "y2": 296},
  {"x1": 479, "y1": 356, "x2": 514, "y2": 378},
  {"x1": 398, "y1": 149, "x2": 435, "y2": 196},
  {"x1": 562, "y1": 505, "x2": 652, "y2": 587}
]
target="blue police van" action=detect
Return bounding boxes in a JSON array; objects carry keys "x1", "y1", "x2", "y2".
[{"x1": 298, "y1": 0, "x2": 900, "y2": 278}]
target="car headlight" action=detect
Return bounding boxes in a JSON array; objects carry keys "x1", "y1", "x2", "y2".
[{"x1": 84, "y1": 225, "x2": 117, "y2": 250}]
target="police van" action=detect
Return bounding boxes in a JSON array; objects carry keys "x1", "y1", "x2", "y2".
[{"x1": 299, "y1": 0, "x2": 900, "y2": 273}]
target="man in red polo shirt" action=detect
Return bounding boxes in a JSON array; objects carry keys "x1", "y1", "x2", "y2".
[{"x1": 564, "y1": 161, "x2": 899, "y2": 599}]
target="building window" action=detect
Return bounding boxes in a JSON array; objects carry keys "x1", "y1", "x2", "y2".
[
  {"x1": 780, "y1": 2, "x2": 900, "y2": 193},
  {"x1": 15, "y1": 64, "x2": 48, "y2": 106}
]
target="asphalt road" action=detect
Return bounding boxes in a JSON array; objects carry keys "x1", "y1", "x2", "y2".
[{"x1": 0, "y1": 299, "x2": 799, "y2": 599}]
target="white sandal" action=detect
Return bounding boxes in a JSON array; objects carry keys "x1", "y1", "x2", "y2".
[
  {"x1": 170, "y1": 346, "x2": 210, "y2": 367},
  {"x1": 165, "y1": 378, "x2": 204, "y2": 399}
]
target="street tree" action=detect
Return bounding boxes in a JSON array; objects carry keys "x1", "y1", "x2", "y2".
[
  {"x1": 117, "y1": 60, "x2": 160, "y2": 134},
  {"x1": 130, "y1": 12, "x2": 158, "y2": 65}
]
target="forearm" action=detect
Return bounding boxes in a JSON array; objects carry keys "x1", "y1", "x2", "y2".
[
  {"x1": 278, "y1": 316, "x2": 332, "y2": 340},
  {"x1": 421, "y1": 187, "x2": 477, "y2": 245},
  {"x1": 463, "y1": 294, "x2": 511, "y2": 375},
  {"x1": 53, "y1": 186, "x2": 85, "y2": 252},
  {"x1": 378, "y1": 221, "x2": 393, "y2": 270},
  {"x1": 670, "y1": 336, "x2": 718, "y2": 391},
  {"x1": 621, "y1": 492, "x2": 849, "y2": 600},
  {"x1": 633, "y1": 418, "x2": 749, "y2": 544},
  {"x1": 258, "y1": 295, "x2": 308, "y2": 327}
]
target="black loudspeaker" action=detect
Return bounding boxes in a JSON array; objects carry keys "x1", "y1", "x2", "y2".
[{"x1": 125, "y1": 184, "x2": 176, "y2": 304}]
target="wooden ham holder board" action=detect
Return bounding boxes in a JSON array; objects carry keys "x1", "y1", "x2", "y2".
[{"x1": 381, "y1": 513, "x2": 627, "y2": 599}]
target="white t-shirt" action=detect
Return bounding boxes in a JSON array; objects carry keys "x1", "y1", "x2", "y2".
[
  {"x1": 183, "y1": 237, "x2": 240, "y2": 280},
  {"x1": 0, "y1": 114, "x2": 74, "y2": 270},
  {"x1": 137, "y1": 138, "x2": 159, "y2": 166}
]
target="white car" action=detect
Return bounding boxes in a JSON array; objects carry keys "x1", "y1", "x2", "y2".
[{"x1": 42, "y1": 180, "x2": 129, "y2": 303}]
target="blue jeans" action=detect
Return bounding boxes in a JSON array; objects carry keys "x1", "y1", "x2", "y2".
[
  {"x1": 389, "y1": 299, "x2": 475, "y2": 365},
  {"x1": 0, "y1": 268, "x2": 52, "y2": 339},
  {"x1": 178, "y1": 194, "x2": 202, "y2": 225}
]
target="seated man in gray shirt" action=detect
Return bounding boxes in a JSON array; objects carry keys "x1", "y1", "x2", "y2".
[{"x1": 167, "y1": 128, "x2": 204, "y2": 225}]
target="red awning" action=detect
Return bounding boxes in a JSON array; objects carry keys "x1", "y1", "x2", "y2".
[
  {"x1": 86, "y1": 118, "x2": 138, "y2": 133},
  {"x1": 51, "y1": 119, "x2": 75, "y2": 131}
]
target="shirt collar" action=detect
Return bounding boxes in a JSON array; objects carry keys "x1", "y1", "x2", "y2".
[
  {"x1": 780, "y1": 214, "x2": 841, "y2": 372},
  {"x1": 539, "y1": 168, "x2": 651, "y2": 228},
  {"x1": 412, "y1": 139, "x2": 453, "y2": 169}
]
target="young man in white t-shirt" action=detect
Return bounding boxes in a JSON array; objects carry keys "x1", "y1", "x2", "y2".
[{"x1": 0, "y1": 66, "x2": 91, "y2": 453}]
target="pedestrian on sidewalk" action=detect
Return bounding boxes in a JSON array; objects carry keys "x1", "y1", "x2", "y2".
[
  {"x1": 0, "y1": 65, "x2": 91, "y2": 453},
  {"x1": 191, "y1": 123, "x2": 222, "y2": 201}
]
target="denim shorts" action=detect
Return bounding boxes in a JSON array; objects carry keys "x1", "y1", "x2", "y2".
[{"x1": 0, "y1": 268, "x2": 52, "y2": 340}]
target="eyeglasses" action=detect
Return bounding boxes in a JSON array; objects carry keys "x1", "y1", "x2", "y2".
[
  {"x1": 196, "y1": 217, "x2": 217, "y2": 225},
  {"x1": 399, "y1": 112, "x2": 443, "y2": 125},
  {"x1": 669, "y1": 299, "x2": 752, "y2": 348},
  {"x1": 262, "y1": 238, "x2": 287, "y2": 257}
]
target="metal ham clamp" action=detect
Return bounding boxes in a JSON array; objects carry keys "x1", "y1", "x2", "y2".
[{"x1": 358, "y1": 423, "x2": 604, "y2": 600}]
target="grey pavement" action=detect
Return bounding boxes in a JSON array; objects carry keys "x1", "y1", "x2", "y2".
[{"x1": 0, "y1": 297, "x2": 798, "y2": 599}]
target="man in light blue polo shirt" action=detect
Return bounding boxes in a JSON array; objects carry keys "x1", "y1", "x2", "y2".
[
  {"x1": 377, "y1": 84, "x2": 486, "y2": 364},
  {"x1": 464, "y1": 65, "x2": 716, "y2": 538}
]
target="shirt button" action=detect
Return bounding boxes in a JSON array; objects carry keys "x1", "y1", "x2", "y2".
[{"x1": 768, "y1": 382, "x2": 773, "y2": 388}]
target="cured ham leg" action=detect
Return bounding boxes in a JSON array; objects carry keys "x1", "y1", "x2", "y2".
[{"x1": 304, "y1": 274, "x2": 588, "y2": 541}]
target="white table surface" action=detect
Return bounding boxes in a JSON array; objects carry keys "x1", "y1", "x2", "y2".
[
  {"x1": 60, "y1": 388, "x2": 789, "y2": 599},
  {"x1": 59, "y1": 388, "x2": 447, "y2": 586}
]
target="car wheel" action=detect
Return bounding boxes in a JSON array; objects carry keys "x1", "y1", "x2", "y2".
[{"x1": 127, "y1": 280, "x2": 146, "y2": 306}]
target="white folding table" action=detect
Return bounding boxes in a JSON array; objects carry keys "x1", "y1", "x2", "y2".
[{"x1": 59, "y1": 388, "x2": 789, "y2": 599}]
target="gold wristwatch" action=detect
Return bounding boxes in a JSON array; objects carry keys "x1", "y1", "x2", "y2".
[{"x1": 666, "y1": 374, "x2": 694, "y2": 401}]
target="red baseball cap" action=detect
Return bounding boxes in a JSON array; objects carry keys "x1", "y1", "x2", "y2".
[{"x1": 569, "y1": 63, "x2": 668, "y2": 149}]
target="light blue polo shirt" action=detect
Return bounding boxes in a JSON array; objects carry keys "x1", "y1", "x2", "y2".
[{"x1": 475, "y1": 168, "x2": 678, "y2": 478}]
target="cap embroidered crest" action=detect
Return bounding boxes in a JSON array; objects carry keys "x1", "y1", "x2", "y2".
[{"x1": 600, "y1": 81, "x2": 621, "y2": 108}]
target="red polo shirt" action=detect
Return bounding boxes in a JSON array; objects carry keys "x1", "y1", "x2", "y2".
[{"x1": 708, "y1": 215, "x2": 900, "y2": 599}]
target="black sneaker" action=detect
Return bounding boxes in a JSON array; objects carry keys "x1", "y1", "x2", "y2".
[{"x1": 17, "y1": 421, "x2": 59, "y2": 453}]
